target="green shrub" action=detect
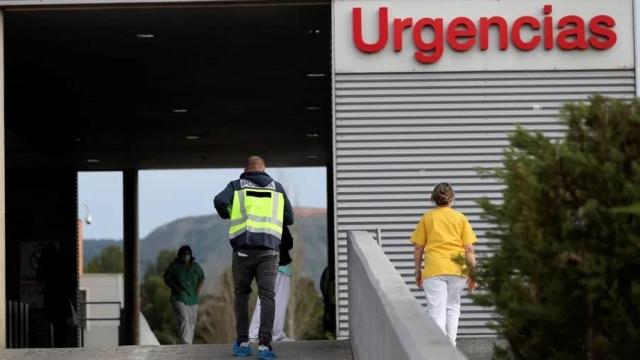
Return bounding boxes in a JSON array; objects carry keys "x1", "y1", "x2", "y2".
[{"x1": 476, "y1": 95, "x2": 640, "y2": 359}]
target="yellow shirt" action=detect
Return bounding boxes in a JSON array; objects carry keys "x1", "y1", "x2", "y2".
[{"x1": 411, "y1": 207, "x2": 477, "y2": 279}]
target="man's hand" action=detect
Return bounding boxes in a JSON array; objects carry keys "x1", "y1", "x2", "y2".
[
  {"x1": 467, "y1": 278, "x2": 477, "y2": 292},
  {"x1": 416, "y1": 270, "x2": 423, "y2": 289}
]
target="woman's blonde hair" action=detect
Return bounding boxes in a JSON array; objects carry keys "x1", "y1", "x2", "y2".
[{"x1": 431, "y1": 183, "x2": 455, "y2": 206}]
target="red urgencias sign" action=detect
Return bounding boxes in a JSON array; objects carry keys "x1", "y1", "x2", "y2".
[{"x1": 352, "y1": 5, "x2": 617, "y2": 64}]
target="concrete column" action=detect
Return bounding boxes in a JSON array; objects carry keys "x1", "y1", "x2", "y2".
[
  {"x1": 326, "y1": 164, "x2": 336, "y2": 334},
  {"x1": 77, "y1": 219, "x2": 83, "y2": 276},
  {"x1": 326, "y1": 165, "x2": 335, "y2": 274},
  {"x1": 0, "y1": 10, "x2": 6, "y2": 350},
  {"x1": 123, "y1": 170, "x2": 139, "y2": 345}
]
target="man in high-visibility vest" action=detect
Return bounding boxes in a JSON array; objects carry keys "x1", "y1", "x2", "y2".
[{"x1": 214, "y1": 156, "x2": 293, "y2": 360}]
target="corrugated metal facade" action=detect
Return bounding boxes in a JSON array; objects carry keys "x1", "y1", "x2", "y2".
[{"x1": 333, "y1": 69, "x2": 636, "y2": 338}]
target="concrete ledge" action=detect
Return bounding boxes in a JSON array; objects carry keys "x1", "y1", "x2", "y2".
[
  {"x1": 347, "y1": 231, "x2": 467, "y2": 360},
  {"x1": 0, "y1": 340, "x2": 353, "y2": 359}
]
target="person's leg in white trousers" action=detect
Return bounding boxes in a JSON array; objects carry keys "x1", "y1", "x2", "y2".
[
  {"x1": 172, "y1": 300, "x2": 198, "y2": 344},
  {"x1": 187, "y1": 303, "x2": 198, "y2": 344},
  {"x1": 249, "y1": 271, "x2": 291, "y2": 341},
  {"x1": 422, "y1": 275, "x2": 467, "y2": 346}
]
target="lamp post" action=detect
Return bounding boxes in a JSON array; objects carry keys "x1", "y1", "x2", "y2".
[
  {"x1": 80, "y1": 203, "x2": 92, "y2": 225},
  {"x1": 78, "y1": 203, "x2": 92, "y2": 276}
]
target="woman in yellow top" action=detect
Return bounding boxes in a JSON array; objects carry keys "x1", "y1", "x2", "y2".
[{"x1": 411, "y1": 183, "x2": 477, "y2": 346}]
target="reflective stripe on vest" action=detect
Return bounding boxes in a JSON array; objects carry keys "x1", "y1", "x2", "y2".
[{"x1": 228, "y1": 183, "x2": 284, "y2": 239}]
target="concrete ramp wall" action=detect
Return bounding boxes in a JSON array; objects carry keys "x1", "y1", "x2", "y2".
[{"x1": 347, "y1": 231, "x2": 467, "y2": 360}]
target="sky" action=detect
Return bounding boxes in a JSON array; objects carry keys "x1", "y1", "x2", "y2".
[{"x1": 78, "y1": 168, "x2": 327, "y2": 240}]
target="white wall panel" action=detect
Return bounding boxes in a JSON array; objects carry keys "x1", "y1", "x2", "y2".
[
  {"x1": 334, "y1": 69, "x2": 636, "y2": 339},
  {"x1": 335, "y1": 0, "x2": 635, "y2": 72}
]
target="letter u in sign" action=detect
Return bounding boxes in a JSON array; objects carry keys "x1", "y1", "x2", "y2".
[{"x1": 352, "y1": 7, "x2": 389, "y2": 53}]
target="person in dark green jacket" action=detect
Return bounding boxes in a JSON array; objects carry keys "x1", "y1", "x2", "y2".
[{"x1": 163, "y1": 245, "x2": 205, "y2": 344}]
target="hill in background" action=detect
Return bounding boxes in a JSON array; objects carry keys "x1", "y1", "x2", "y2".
[{"x1": 84, "y1": 208, "x2": 328, "y2": 290}]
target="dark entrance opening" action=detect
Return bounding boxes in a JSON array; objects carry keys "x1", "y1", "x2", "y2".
[{"x1": 5, "y1": 2, "x2": 332, "y2": 347}]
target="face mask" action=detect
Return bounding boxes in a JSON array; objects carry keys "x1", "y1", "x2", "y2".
[{"x1": 182, "y1": 255, "x2": 191, "y2": 263}]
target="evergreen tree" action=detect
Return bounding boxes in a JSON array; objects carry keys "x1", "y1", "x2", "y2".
[
  {"x1": 86, "y1": 244, "x2": 124, "y2": 273},
  {"x1": 476, "y1": 95, "x2": 640, "y2": 359}
]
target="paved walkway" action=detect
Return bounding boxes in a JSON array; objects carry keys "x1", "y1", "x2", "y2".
[{"x1": 0, "y1": 341, "x2": 352, "y2": 360}]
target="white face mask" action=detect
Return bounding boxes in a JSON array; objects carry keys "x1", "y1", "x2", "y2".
[{"x1": 182, "y1": 254, "x2": 191, "y2": 263}]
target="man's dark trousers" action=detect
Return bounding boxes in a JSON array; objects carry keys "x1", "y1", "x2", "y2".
[{"x1": 233, "y1": 248, "x2": 279, "y2": 346}]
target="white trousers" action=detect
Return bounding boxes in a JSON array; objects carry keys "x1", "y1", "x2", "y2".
[
  {"x1": 249, "y1": 272, "x2": 291, "y2": 341},
  {"x1": 172, "y1": 300, "x2": 198, "y2": 344},
  {"x1": 422, "y1": 275, "x2": 467, "y2": 346}
]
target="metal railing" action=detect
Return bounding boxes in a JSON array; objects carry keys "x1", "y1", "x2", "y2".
[
  {"x1": 79, "y1": 301, "x2": 122, "y2": 347},
  {"x1": 7, "y1": 300, "x2": 29, "y2": 348}
]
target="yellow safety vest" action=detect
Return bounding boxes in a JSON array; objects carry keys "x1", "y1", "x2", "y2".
[{"x1": 228, "y1": 180, "x2": 285, "y2": 241}]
